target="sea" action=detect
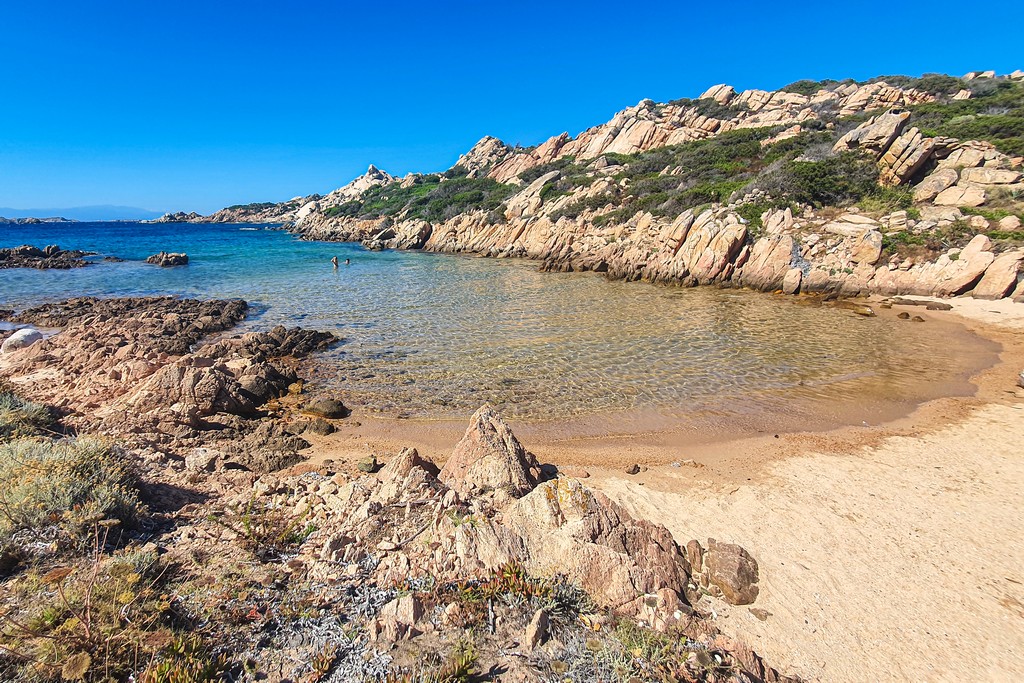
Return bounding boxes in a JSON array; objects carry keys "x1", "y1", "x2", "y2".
[{"x1": 0, "y1": 221, "x2": 990, "y2": 425}]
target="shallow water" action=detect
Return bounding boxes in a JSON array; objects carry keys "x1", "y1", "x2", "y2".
[{"x1": 0, "y1": 221, "x2": 990, "y2": 422}]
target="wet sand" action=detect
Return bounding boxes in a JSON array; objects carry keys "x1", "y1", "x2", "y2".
[{"x1": 299, "y1": 294, "x2": 1024, "y2": 682}]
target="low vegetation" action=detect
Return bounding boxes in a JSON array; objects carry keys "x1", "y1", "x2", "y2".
[
  {"x1": 908, "y1": 79, "x2": 1024, "y2": 156},
  {"x1": 0, "y1": 386, "x2": 53, "y2": 440},
  {"x1": 324, "y1": 169, "x2": 516, "y2": 224},
  {"x1": 0, "y1": 437, "x2": 143, "y2": 554},
  {"x1": 208, "y1": 497, "x2": 315, "y2": 562}
]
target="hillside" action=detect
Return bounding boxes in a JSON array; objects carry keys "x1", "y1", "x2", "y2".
[{"x1": 176, "y1": 70, "x2": 1024, "y2": 300}]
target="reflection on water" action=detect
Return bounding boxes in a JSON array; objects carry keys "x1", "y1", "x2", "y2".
[{"x1": 0, "y1": 222, "x2": 987, "y2": 421}]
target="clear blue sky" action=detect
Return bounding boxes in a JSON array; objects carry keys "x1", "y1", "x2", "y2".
[{"x1": 1, "y1": 0, "x2": 1019, "y2": 215}]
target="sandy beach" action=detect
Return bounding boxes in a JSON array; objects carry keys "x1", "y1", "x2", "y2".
[
  {"x1": 584, "y1": 296, "x2": 1024, "y2": 682},
  {"x1": 298, "y1": 295, "x2": 1024, "y2": 681}
]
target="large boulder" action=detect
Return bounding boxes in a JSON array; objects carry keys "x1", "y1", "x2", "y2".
[
  {"x1": 738, "y1": 234, "x2": 795, "y2": 290},
  {"x1": 832, "y1": 110, "x2": 910, "y2": 157},
  {"x1": 782, "y1": 268, "x2": 803, "y2": 295},
  {"x1": 929, "y1": 234, "x2": 996, "y2": 296},
  {"x1": 960, "y1": 167, "x2": 1022, "y2": 185},
  {"x1": 699, "y1": 84, "x2": 736, "y2": 104},
  {"x1": 973, "y1": 250, "x2": 1023, "y2": 300},
  {"x1": 934, "y1": 184, "x2": 986, "y2": 207},
  {"x1": 145, "y1": 252, "x2": 189, "y2": 267},
  {"x1": 877, "y1": 127, "x2": 938, "y2": 186},
  {"x1": 913, "y1": 168, "x2": 960, "y2": 203},
  {"x1": 851, "y1": 229, "x2": 883, "y2": 265},
  {"x1": 703, "y1": 538, "x2": 760, "y2": 605},
  {"x1": 501, "y1": 477, "x2": 692, "y2": 612},
  {"x1": 0, "y1": 328, "x2": 43, "y2": 354},
  {"x1": 439, "y1": 403, "x2": 538, "y2": 498},
  {"x1": 304, "y1": 397, "x2": 350, "y2": 419}
]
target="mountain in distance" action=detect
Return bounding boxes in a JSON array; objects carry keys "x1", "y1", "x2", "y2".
[{"x1": 0, "y1": 205, "x2": 164, "y2": 221}]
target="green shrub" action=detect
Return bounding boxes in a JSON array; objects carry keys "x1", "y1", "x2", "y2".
[
  {"x1": 224, "y1": 201, "x2": 278, "y2": 212},
  {"x1": 858, "y1": 185, "x2": 914, "y2": 214},
  {"x1": 666, "y1": 97, "x2": 749, "y2": 119},
  {"x1": 549, "y1": 194, "x2": 616, "y2": 221},
  {"x1": 909, "y1": 79, "x2": 1024, "y2": 156},
  {"x1": 517, "y1": 157, "x2": 579, "y2": 184},
  {"x1": 881, "y1": 231, "x2": 925, "y2": 253},
  {"x1": 914, "y1": 74, "x2": 966, "y2": 95},
  {"x1": 538, "y1": 181, "x2": 569, "y2": 204},
  {"x1": 0, "y1": 388, "x2": 53, "y2": 440},
  {"x1": 988, "y1": 230, "x2": 1024, "y2": 241},
  {"x1": 752, "y1": 152, "x2": 879, "y2": 207},
  {"x1": 960, "y1": 206, "x2": 1024, "y2": 222},
  {"x1": 0, "y1": 438, "x2": 142, "y2": 547},
  {"x1": 209, "y1": 497, "x2": 314, "y2": 562},
  {"x1": 781, "y1": 79, "x2": 834, "y2": 96},
  {"x1": 323, "y1": 174, "x2": 516, "y2": 223}
]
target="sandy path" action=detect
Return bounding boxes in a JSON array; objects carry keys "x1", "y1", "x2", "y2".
[{"x1": 592, "y1": 403, "x2": 1024, "y2": 681}]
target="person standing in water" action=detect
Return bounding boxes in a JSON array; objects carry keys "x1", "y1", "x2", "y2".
[
  {"x1": 331, "y1": 256, "x2": 338, "y2": 268},
  {"x1": 344, "y1": 258, "x2": 350, "y2": 266}
]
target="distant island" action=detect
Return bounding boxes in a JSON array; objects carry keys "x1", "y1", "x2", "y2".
[
  {"x1": 0, "y1": 205, "x2": 164, "y2": 222},
  {"x1": 0, "y1": 216, "x2": 75, "y2": 224}
]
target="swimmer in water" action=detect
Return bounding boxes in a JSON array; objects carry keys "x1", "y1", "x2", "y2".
[
  {"x1": 344, "y1": 258, "x2": 351, "y2": 266},
  {"x1": 331, "y1": 256, "x2": 338, "y2": 268}
]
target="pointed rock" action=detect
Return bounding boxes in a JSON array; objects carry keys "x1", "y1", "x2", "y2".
[
  {"x1": 439, "y1": 403, "x2": 538, "y2": 497},
  {"x1": 378, "y1": 446, "x2": 438, "y2": 481}
]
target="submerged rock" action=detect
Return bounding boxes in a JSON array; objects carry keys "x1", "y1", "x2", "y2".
[{"x1": 304, "y1": 397, "x2": 350, "y2": 419}]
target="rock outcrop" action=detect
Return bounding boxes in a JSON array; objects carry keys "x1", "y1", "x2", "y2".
[
  {"x1": 0, "y1": 244, "x2": 93, "y2": 269},
  {"x1": 0, "y1": 297, "x2": 336, "y2": 470},
  {"x1": 438, "y1": 403, "x2": 539, "y2": 499},
  {"x1": 145, "y1": 251, "x2": 189, "y2": 267},
  {"x1": 297, "y1": 403, "x2": 739, "y2": 621}
]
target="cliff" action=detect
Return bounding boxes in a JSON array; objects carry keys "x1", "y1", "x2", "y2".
[{"x1": 194, "y1": 70, "x2": 1024, "y2": 300}]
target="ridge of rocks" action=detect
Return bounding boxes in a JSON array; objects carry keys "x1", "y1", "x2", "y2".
[{"x1": 162, "y1": 71, "x2": 1024, "y2": 302}]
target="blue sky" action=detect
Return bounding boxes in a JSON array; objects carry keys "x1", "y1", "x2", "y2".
[{"x1": 0, "y1": 0, "x2": 1019, "y2": 215}]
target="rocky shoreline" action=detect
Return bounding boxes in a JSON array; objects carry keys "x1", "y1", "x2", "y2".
[
  {"x1": 0, "y1": 244, "x2": 94, "y2": 269},
  {"x1": 0, "y1": 296, "x2": 799, "y2": 682},
  {"x1": 164, "y1": 71, "x2": 1024, "y2": 304}
]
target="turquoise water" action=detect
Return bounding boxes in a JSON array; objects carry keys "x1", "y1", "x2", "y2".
[{"x1": 0, "y1": 221, "x2": 984, "y2": 422}]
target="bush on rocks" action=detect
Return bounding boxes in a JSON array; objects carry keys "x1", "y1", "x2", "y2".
[
  {"x1": 0, "y1": 385, "x2": 53, "y2": 439},
  {"x1": 0, "y1": 437, "x2": 143, "y2": 550}
]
